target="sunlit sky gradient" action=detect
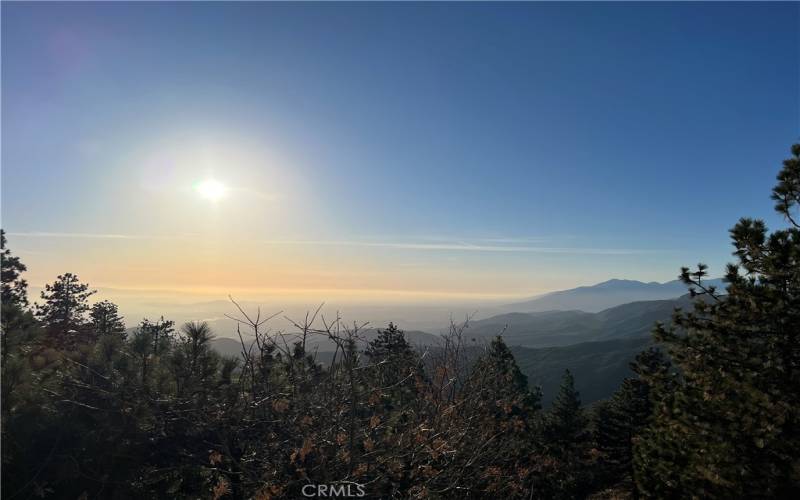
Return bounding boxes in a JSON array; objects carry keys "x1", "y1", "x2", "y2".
[{"x1": 2, "y1": 2, "x2": 799, "y2": 306}]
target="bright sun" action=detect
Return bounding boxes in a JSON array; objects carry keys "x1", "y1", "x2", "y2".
[{"x1": 194, "y1": 179, "x2": 227, "y2": 202}]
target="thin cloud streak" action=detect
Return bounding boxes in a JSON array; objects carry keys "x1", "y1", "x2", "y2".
[
  {"x1": 8, "y1": 231, "x2": 662, "y2": 255},
  {"x1": 266, "y1": 240, "x2": 657, "y2": 255},
  {"x1": 9, "y1": 232, "x2": 147, "y2": 240},
  {"x1": 8, "y1": 231, "x2": 200, "y2": 241}
]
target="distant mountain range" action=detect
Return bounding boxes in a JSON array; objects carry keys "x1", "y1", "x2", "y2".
[
  {"x1": 209, "y1": 277, "x2": 722, "y2": 406},
  {"x1": 212, "y1": 294, "x2": 693, "y2": 356},
  {"x1": 505, "y1": 277, "x2": 725, "y2": 313},
  {"x1": 465, "y1": 294, "x2": 698, "y2": 348}
]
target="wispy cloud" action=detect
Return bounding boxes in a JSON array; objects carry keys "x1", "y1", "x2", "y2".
[
  {"x1": 8, "y1": 231, "x2": 203, "y2": 241},
  {"x1": 9, "y1": 231, "x2": 147, "y2": 240},
  {"x1": 266, "y1": 240, "x2": 654, "y2": 255},
  {"x1": 8, "y1": 231, "x2": 662, "y2": 255}
]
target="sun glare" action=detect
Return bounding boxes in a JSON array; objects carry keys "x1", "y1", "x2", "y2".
[{"x1": 194, "y1": 179, "x2": 227, "y2": 202}]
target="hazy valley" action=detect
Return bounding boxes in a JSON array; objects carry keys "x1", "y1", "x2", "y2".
[{"x1": 206, "y1": 278, "x2": 716, "y2": 406}]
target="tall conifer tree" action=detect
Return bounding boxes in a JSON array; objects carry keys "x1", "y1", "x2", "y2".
[{"x1": 635, "y1": 144, "x2": 800, "y2": 497}]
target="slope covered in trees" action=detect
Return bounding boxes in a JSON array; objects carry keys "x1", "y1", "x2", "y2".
[{"x1": 2, "y1": 143, "x2": 799, "y2": 498}]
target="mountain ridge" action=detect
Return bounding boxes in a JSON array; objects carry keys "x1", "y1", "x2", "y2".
[
  {"x1": 506, "y1": 277, "x2": 725, "y2": 313},
  {"x1": 463, "y1": 294, "x2": 696, "y2": 348}
]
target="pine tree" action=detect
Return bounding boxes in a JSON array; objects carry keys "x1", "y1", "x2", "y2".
[
  {"x1": 536, "y1": 369, "x2": 591, "y2": 499},
  {"x1": 140, "y1": 316, "x2": 175, "y2": 356},
  {"x1": 544, "y1": 369, "x2": 587, "y2": 455},
  {"x1": 35, "y1": 273, "x2": 95, "y2": 347},
  {"x1": 366, "y1": 322, "x2": 415, "y2": 366},
  {"x1": 457, "y1": 336, "x2": 542, "y2": 495},
  {"x1": 171, "y1": 321, "x2": 219, "y2": 399},
  {"x1": 634, "y1": 144, "x2": 800, "y2": 497},
  {"x1": 1, "y1": 231, "x2": 36, "y2": 361},
  {"x1": 1, "y1": 229, "x2": 29, "y2": 309},
  {"x1": 129, "y1": 317, "x2": 174, "y2": 392},
  {"x1": 89, "y1": 300, "x2": 127, "y2": 338},
  {"x1": 593, "y1": 348, "x2": 674, "y2": 497},
  {"x1": 366, "y1": 323, "x2": 419, "y2": 402},
  {"x1": 0, "y1": 231, "x2": 36, "y2": 364},
  {"x1": 1, "y1": 232, "x2": 42, "y2": 499},
  {"x1": 472, "y1": 336, "x2": 542, "y2": 421}
]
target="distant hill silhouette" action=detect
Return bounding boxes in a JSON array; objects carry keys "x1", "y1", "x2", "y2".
[
  {"x1": 210, "y1": 328, "x2": 440, "y2": 359},
  {"x1": 464, "y1": 294, "x2": 706, "y2": 348},
  {"x1": 506, "y1": 277, "x2": 725, "y2": 313}
]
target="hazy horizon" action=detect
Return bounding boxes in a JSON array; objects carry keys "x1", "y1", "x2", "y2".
[{"x1": 14, "y1": 274, "x2": 712, "y2": 341}]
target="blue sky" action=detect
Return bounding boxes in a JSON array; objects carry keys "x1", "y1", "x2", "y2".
[{"x1": 2, "y1": 2, "x2": 798, "y2": 300}]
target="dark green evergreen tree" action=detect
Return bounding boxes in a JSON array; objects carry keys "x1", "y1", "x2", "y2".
[
  {"x1": 366, "y1": 323, "x2": 420, "y2": 404},
  {"x1": 129, "y1": 317, "x2": 174, "y2": 392},
  {"x1": 544, "y1": 369, "x2": 587, "y2": 454},
  {"x1": 1, "y1": 230, "x2": 37, "y2": 365},
  {"x1": 593, "y1": 348, "x2": 674, "y2": 497},
  {"x1": 170, "y1": 321, "x2": 219, "y2": 399},
  {"x1": 35, "y1": 273, "x2": 95, "y2": 345},
  {"x1": 1, "y1": 231, "x2": 36, "y2": 360},
  {"x1": 139, "y1": 316, "x2": 175, "y2": 356},
  {"x1": 471, "y1": 335, "x2": 542, "y2": 423},
  {"x1": 366, "y1": 322, "x2": 415, "y2": 367},
  {"x1": 634, "y1": 144, "x2": 800, "y2": 497},
  {"x1": 0, "y1": 232, "x2": 43, "y2": 500},
  {"x1": 460, "y1": 336, "x2": 542, "y2": 495},
  {"x1": 536, "y1": 369, "x2": 591, "y2": 499},
  {"x1": 1, "y1": 229, "x2": 29, "y2": 308},
  {"x1": 89, "y1": 299, "x2": 127, "y2": 338}
]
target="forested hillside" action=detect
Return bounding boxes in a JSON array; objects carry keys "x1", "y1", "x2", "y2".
[
  {"x1": 213, "y1": 335, "x2": 653, "y2": 408},
  {"x1": 2, "y1": 144, "x2": 799, "y2": 498},
  {"x1": 515, "y1": 337, "x2": 653, "y2": 407}
]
